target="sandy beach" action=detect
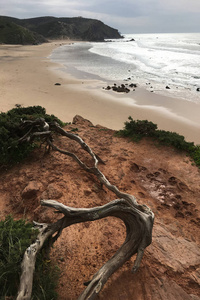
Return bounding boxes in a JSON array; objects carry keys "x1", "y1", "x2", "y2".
[{"x1": 0, "y1": 40, "x2": 200, "y2": 144}]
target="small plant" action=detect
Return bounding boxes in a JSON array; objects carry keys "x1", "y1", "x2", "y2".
[
  {"x1": 71, "y1": 127, "x2": 79, "y2": 132},
  {"x1": 0, "y1": 215, "x2": 59, "y2": 299}
]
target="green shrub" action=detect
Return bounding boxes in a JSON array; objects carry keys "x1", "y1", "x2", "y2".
[
  {"x1": 190, "y1": 145, "x2": 200, "y2": 167},
  {"x1": 117, "y1": 117, "x2": 157, "y2": 141},
  {"x1": 0, "y1": 216, "x2": 36, "y2": 298},
  {"x1": 117, "y1": 116, "x2": 200, "y2": 167},
  {"x1": 155, "y1": 130, "x2": 194, "y2": 151},
  {"x1": 0, "y1": 105, "x2": 64, "y2": 166},
  {"x1": 0, "y1": 216, "x2": 59, "y2": 299}
]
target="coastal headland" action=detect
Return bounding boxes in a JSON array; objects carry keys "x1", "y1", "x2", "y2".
[{"x1": 0, "y1": 40, "x2": 200, "y2": 144}]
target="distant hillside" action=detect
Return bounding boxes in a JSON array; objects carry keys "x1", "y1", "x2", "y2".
[
  {"x1": 0, "y1": 17, "x2": 47, "y2": 45},
  {"x1": 0, "y1": 16, "x2": 122, "y2": 44}
]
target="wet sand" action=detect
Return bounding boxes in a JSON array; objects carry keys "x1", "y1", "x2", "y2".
[{"x1": 0, "y1": 40, "x2": 200, "y2": 144}]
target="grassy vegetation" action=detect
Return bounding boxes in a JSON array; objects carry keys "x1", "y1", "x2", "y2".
[
  {"x1": 0, "y1": 105, "x2": 64, "y2": 166},
  {"x1": 116, "y1": 116, "x2": 200, "y2": 168},
  {"x1": 0, "y1": 18, "x2": 45, "y2": 45},
  {"x1": 0, "y1": 216, "x2": 59, "y2": 299}
]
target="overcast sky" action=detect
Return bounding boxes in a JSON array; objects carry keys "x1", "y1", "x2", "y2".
[{"x1": 1, "y1": 0, "x2": 200, "y2": 34}]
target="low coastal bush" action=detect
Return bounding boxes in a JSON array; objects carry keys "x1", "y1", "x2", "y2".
[
  {"x1": 190, "y1": 145, "x2": 200, "y2": 166},
  {"x1": 0, "y1": 105, "x2": 64, "y2": 166},
  {"x1": 117, "y1": 116, "x2": 200, "y2": 167},
  {"x1": 117, "y1": 117, "x2": 157, "y2": 141},
  {"x1": 0, "y1": 215, "x2": 59, "y2": 299}
]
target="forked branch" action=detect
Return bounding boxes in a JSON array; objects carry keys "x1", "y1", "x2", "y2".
[{"x1": 16, "y1": 118, "x2": 154, "y2": 300}]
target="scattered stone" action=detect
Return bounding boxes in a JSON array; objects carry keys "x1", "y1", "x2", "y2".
[
  {"x1": 84, "y1": 189, "x2": 92, "y2": 196},
  {"x1": 129, "y1": 83, "x2": 137, "y2": 88},
  {"x1": 55, "y1": 82, "x2": 61, "y2": 86},
  {"x1": 21, "y1": 181, "x2": 42, "y2": 199},
  {"x1": 166, "y1": 85, "x2": 170, "y2": 89},
  {"x1": 197, "y1": 87, "x2": 200, "y2": 92}
]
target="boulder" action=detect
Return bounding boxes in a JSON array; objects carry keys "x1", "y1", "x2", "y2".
[
  {"x1": 72, "y1": 115, "x2": 94, "y2": 127},
  {"x1": 21, "y1": 181, "x2": 41, "y2": 199}
]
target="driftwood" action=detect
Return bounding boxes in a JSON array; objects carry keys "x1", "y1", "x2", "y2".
[{"x1": 16, "y1": 118, "x2": 154, "y2": 300}]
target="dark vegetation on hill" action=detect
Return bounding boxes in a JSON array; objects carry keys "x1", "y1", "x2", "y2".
[
  {"x1": 0, "y1": 17, "x2": 47, "y2": 45},
  {"x1": 0, "y1": 105, "x2": 64, "y2": 166},
  {"x1": 0, "y1": 15, "x2": 122, "y2": 44}
]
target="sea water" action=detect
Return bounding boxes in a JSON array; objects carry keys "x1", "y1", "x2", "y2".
[{"x1": 50, "y1": 33, "x2": 200, "y2": 103}]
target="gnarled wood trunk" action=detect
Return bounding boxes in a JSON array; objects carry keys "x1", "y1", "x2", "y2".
[{"x1": 16, "y1": 119, "x2": 154, "y2": 300}]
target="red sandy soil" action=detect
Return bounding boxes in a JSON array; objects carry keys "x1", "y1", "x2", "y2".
[{"x1": 0, "y1": 116, "x2": 200, "y2": 300}]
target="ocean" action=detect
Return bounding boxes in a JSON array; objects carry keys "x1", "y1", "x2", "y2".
[{"x1": 50, "y1": 33, "x2": 200, "y2": 103}]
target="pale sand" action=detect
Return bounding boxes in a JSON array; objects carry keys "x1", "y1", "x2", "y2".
[{"x1": 0, "y1": 41, "x2": 200, "y2": 144}]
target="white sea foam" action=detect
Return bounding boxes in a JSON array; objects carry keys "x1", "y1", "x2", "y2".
[{"x1": 50, "y1": 33, "x2": 200, "y2": 103}]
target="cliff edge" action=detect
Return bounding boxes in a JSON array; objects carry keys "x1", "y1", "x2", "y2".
[{"x1": 0, "y1": 116, "x2": 199, "y2": 299}]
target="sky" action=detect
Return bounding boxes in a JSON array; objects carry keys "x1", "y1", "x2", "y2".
[{"x1": 1, "y1": 0, "x2": 200, "y2": 34}]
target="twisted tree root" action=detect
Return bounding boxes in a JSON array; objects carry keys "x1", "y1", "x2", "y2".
[{"x1": 16, "y1": 120, "x2": 154, "y2": 300}]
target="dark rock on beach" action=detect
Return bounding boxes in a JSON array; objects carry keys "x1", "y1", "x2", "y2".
[
  {"x1": 129, "y1": 83, "x2": 137, "y2": 88},
  {"x1": 104, "y1": 82, "x2": 138, "y2": 93}
]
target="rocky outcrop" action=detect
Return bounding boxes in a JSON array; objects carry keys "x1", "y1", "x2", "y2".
[
  {"x1": 72, "y1": 115, "x2": 94, "y2": 127},
  {"x1": 147, "y1": 223, "x2": 200, "y2": 272}
]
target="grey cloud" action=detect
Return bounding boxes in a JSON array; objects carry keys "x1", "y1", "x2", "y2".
[{"x1": 0, "y1": 0, "x2": 199, "y2": 33}]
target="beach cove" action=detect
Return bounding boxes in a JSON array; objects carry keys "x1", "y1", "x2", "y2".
[{"x1": 0, "y1": 40, "x2": 200, "y2": 144}]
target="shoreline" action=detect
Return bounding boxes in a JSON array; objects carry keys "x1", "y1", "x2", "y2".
[{"x1": 0, "y1": 41, "x2": 200, "y2": 144}]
